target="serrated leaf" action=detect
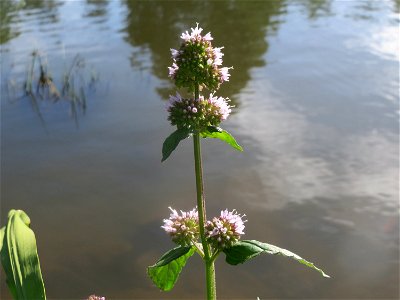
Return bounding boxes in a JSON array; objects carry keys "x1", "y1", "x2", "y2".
[
  {"x1": 162, "y1": 128, "x2": 190, "y2": 162},
  {"x1": 224, "y1": 240, "x2": 330, "y2": 278},
  {"x1": 0, "y1": 209, "x2": 47, "y2": 299},
  {"x1": 201, "y1": 127, "x2": 243, "y2": 151},
  {"x1": 147, "y1": 246, "x2": 195, "y2": 291}
]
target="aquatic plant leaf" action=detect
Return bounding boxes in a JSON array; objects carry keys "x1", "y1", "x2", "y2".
[
  {"x1": 0, "y1": 226, "x2": 4, "y2": 252},
  {"x1": 0, "y1": 209, "x2": 46, "y2": 299},
  {"x1": 201, "y1": 126, "x2": 243, "y2": 151},
  {"x1": 162, "y1": 128, "x2": 190, "y2": 162},
  {"x1": 224, "y1": 240, "x2": 330, "y2": 278},
  {"x1": 0, "y1": 225, "x2": 18, "y2": 299},
  {"x1": 147, "y1": 246, "x2": 195, "y2": 291}
]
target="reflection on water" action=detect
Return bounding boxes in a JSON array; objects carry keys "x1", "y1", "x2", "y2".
[
  {"x1": 84, "y1": 0, "x2": 108, "y2": 20},
  {"x1": 1, "y1": 0, "x2": 399, "y2": 299},
  {"x1": 297, "y1": 0, "x2": 333, "y2": 19}
]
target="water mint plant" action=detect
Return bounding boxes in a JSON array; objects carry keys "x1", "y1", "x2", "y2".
[{"x1": 148, "y1": 23, "x2": 330, "y2": 300}]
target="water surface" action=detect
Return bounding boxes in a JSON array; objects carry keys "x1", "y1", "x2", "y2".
[{"x1": 1, "y1": 0, "x2": 399, "y2": 299}]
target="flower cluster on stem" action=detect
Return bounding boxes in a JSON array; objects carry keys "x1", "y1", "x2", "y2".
[
  {"x1": 168, "y1": 23, "x2": 232, "y2": 92},
  {"x1": 162, "y1": 207, "x2": 246, "y2": 252},
  {"x1": 166, "y1": 92, "x2": 231, "y2": 132},
  {"x1": 206, "y1": 209, "x2": 246, "y2": 249},
  {"x1": 161, "y1": 207, "x2": 199, "y2": 246}
]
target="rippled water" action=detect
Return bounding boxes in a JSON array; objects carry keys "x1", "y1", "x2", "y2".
[{"x1": 1, "y1": 0, "x2": 399, "y2": 299}]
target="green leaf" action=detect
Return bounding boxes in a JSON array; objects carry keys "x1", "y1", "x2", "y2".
[
  {"x1": 201, "y1": 126, "x2": 243, "y2": 151},
  {"x1": 204, "y1": 126, "x2": 222, "y2": 133},
  {"x1": 224, "y1": 240, "x2": 330, "y2": 278},
  {"x1": 162, "y1": 128, "x2": 190, "y2": 162},
  {"x1": 147, "y1": 246, "x2": 195, "y2": 291},
  {"x1": 0, "y1": 209, "x2": 47, "y2": 299},
  {"x1": 0, "y1": 227, "x2": 4, "y2": 252}
]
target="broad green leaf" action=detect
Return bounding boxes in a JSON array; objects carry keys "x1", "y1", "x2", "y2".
[
  {"x1": 162, "y1": 128, "x2": 190, "y2": 162},
  {"x1": 201, "y1": 126, "x2": 243, "y2": 151},
  {"x1": 147, "y1": 246, "x2": 195, "y2": 291},
  {"x1": 224, "y1": 240, "x2": 330, "y2": 278},
  {"x1": 0, "y1": 209, "x2": 46, "y2": 299}
]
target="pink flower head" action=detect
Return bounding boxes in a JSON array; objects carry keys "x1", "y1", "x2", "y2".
[
  {"x1": 162, "y1": 207, "x2": 199, "y2": 246},
  {"x1": 206, "y1": 209, "x2": 246, "y2": 249}
]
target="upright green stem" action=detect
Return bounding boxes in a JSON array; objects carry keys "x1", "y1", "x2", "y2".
[
  {"x1": 193, "y1": 133, "x2": 209, "y2": 258},
  {"x1": 193, "y1": 85, "x2": 217, "y2": 300}
]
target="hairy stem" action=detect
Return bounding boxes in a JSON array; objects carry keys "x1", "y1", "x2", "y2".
[{"x1": 193, "y1": 85, "x2": 217, "y2": 300}]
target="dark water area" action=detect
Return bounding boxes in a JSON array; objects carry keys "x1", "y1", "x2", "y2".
[{"x1": 1, "y1": 0, "x2": 399, "y2": 299}]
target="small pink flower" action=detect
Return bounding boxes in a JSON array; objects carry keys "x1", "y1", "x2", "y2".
[
  {"x1": 212, "y1": 47, "x2": 224, "y2": 66},
  {"x1": 219, "y1": 67, "x2": 232, "y2": 82},
  {"x1": 203, "y1": 32, "x2": 213, "y2": 41},
  {"x1": 170, "y1": 48, "x2": 180, "y2": 59},
  {"x1": 168, "y1": 63, "x2": 179, "y2": 78}
]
